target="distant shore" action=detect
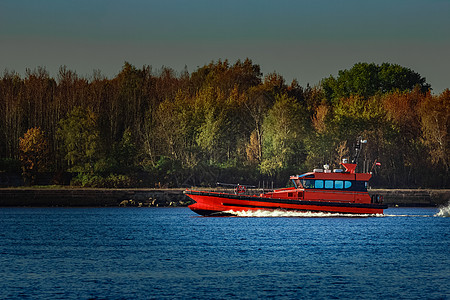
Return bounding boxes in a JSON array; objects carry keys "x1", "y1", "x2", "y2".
[{"x1": 0, "y1": 188, "x2": 449, "y2": 208}]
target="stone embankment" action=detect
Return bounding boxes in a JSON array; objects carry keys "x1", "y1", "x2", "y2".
[
  {"x1": 0, "y1": 188, "x2": 191, "y2": 207},
  {"x1": 370, "y1": 189, "x2": 449, "y2": 207},
  {"x1": 0, "y1": 188, "x2": 448, "y2": 207}
]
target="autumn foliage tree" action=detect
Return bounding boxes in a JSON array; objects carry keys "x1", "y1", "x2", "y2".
[
  {"x1": 1, "y1": 60, "x2": 448, "y2": 188},
  {"x1": 419, "y1": 90, "x2": 450, "y2": 186},
  {"x1": 19, "y1": 127, "x2": 49, "y2": 185}
]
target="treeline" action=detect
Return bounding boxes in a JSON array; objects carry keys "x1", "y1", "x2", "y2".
[{"x1": 0, "y1": 60, "x2": 448, "y2": 188}]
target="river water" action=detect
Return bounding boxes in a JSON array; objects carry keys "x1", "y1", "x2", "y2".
[{"x1": 0, "y1": 206, "x2": 449, "y2": 299}]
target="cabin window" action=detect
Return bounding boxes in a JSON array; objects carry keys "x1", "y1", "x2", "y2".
[
  {"x1": 335, "y1": 180, "x2": 343, "y2": 189},
  {"x1": 301, "y1": 179, "x2": 315, "y2": 189},
  {"x1": 315, "y1": 180, "x2": 324, "y2": 189},
  {"x1": 345, "y1": 181, "x2": 352, "y2": 189},
  {"x1": 325, "y1": 180, "x2": 334, "y2": 189}
]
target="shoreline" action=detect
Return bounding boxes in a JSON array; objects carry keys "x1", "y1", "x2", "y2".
[{"x1": 0, "y1": 188, "x2": 448, "y2": 208}]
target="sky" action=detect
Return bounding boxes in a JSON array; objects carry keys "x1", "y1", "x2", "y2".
[{"x1": 1, "y1": 0, "x2": 449, "y2": 93}]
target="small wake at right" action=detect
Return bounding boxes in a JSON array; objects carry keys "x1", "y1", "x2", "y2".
[{"x1": 434, "y1": 203, "x2": 450, "y2": 217}]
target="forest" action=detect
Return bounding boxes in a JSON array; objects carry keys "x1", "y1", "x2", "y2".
[{"x1": 0, "y1": 60, "x2": 448, "y2": 188}]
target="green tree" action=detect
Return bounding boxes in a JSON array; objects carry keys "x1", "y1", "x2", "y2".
[
  {"x1": 304, "y1": 103, "x2": 335, "y2": 170},
  {"x1": 329, "y1": 95, "x2": 388, "y2": 170},
  {"x1": 243, "y1": 85, "x2": 276, "y2": 164},
  {"x1": 322, "y1": 62, "x2": 431, "y2": 102},
  {"x1": 112, "y1": 127, "x2": 137, "y2": 172},
  {"x1": 58, "y1": 106, "x2": 102, "y2": 173},
  {"x1": 196, "y1": 109, "x2": 226, "y2": 162},
  {"x1": 260, "y1": 94, "x2": 308, "y2": 180},
  {"x1": 154, "y1": 91, "x2": 199, "y2": 170}
]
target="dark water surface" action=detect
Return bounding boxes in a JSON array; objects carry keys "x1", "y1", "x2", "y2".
[{"x1": 0, "y1": 207, "x2": 449, "y2": 299}]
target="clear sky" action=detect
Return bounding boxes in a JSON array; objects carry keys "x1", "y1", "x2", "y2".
[{"x1": 1, "y1": 0, "x2": 449, "y2": 93}]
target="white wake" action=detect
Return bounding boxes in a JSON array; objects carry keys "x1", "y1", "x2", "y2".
[
  {"x1": 226, "y1": 209, "x2": 381, "y2": 218},
  {"x1": 434, "y1": 203, "x2": 450, "y2": 217},
  {"x1": 226, "y1": 207, "x2": 450, "y2": 218},
  {"x1": 383, "y1": 214, "x2": 432, "y2": 217}
]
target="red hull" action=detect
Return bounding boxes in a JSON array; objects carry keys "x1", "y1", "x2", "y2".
[{"x1": 185, "y1": 190, "x2": 387, "y2": 216}]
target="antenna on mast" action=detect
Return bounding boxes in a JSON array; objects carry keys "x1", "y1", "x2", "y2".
[{"x1": 351, "y1": 136, "x2": 367, "y2": 164}]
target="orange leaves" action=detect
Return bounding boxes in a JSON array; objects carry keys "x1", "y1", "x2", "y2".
[
  {"x1": 246, "y1": 130, "x2": 261, "y2": 163},
  {"x1": 418, "y1": 89, "x2": 450, "y2": 168},
  {"x1": 312, "y1": 104, "x2": 329, "y2": 134},
  {"x1": 19, "y1": 127, "x2": 49, "y2": 183},
  {"x1": 382, "y1": 90, "x2": 419, "y2": 124}
]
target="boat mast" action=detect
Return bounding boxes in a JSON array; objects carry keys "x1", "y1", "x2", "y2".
[{"x1": 351, "y1": 136, "x2": 367, "y2": 164}]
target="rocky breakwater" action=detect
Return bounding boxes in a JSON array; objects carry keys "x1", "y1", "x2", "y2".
[
  {"x1": 119, "y1": 189, "x2": 192, "y2": 207},
  {"x1": 370, "y1": 189, "x2": 450, "y2": 207},
  {"x1": 0, "y1": 188, "x2": 193, "y2": 207}
]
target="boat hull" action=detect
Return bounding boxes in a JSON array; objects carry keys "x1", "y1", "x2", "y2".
[{"x1": 185, "y1": 190, "x2": 387, "y2": 216}]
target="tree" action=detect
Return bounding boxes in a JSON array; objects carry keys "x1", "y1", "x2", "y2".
[
  {"x1": 57, "y1": 106, "x2": 102, "y2": 173},
  {"x1": 114, "y1": 62, "x2": 147, "y2": 140},
  {"x1": 189, "y1": 58, "x2": 262, "y2": 95},
  {"x1": 262, "y1": 72, "x2": 287, "y2": 96},
  {"x1": 322, "y1": 62, "x2": 431, "y2": 102},
  {"x1": 112, "y1": 127, "x2": 137, "y2": 173},
  {"x1": 154, "y1": 91, "x2": 198, "y2": 169},
  {"x1": 419, "y1": 90, "x2": 450, "y2": 172},
  {"x1": 0, "y1": 60, "x2": 448, "y2": 188},
  {"x1": 19, "y1": 127, "x2": 49, "y2": 185},
  {"x1": 304, "y1": 103, "x2": 335, "y2": 170},
  {"x1": 196, "y1": 109, "x2": 227, "y2": 163},
  {"x1": 0, "y1": 70, "x2": 25, "y2": 159},
  {"x1": 260, "y1": 94, "x2": 308, "y2": 180},
  {"x1": 246, "y1": 130, "x2": 261, "y2": 163},
  {"x1": 329, "y1": 95, "x2": 388, "y2": 171},
  {"x1": 243, "y1": 86, "x2": 276, "y2": 164}
]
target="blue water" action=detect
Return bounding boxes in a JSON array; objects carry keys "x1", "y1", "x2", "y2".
[{"x1": 0, "y1": 207, "x2": 449, "y2": 299}]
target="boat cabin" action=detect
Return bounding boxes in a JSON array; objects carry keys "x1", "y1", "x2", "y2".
[
  {"x1": 260, "y1": 162, "x2": 373, "y2": 204},
  {"x1": 290, "y1": 163, "x2": 371, "y2": 192}
]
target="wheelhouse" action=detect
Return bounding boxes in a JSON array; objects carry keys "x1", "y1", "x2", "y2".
[{"x1": 290, "y1": 163, "x2": 371, "y2": 192}]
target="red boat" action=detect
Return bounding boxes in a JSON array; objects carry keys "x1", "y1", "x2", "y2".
[{"x1": 185, "y1": 139, "x2": 387, "y2": 216}]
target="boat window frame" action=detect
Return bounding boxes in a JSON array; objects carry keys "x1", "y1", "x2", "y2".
[
  {"x1": 301, "y1": 179, "x2": 315, "y2": 189},
  {"x1": 324, "y1": 180, "x2": 334, "y2": 189},
  {"x1": 315, "y1": 180, "x2": 324, "y2": 189}
]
